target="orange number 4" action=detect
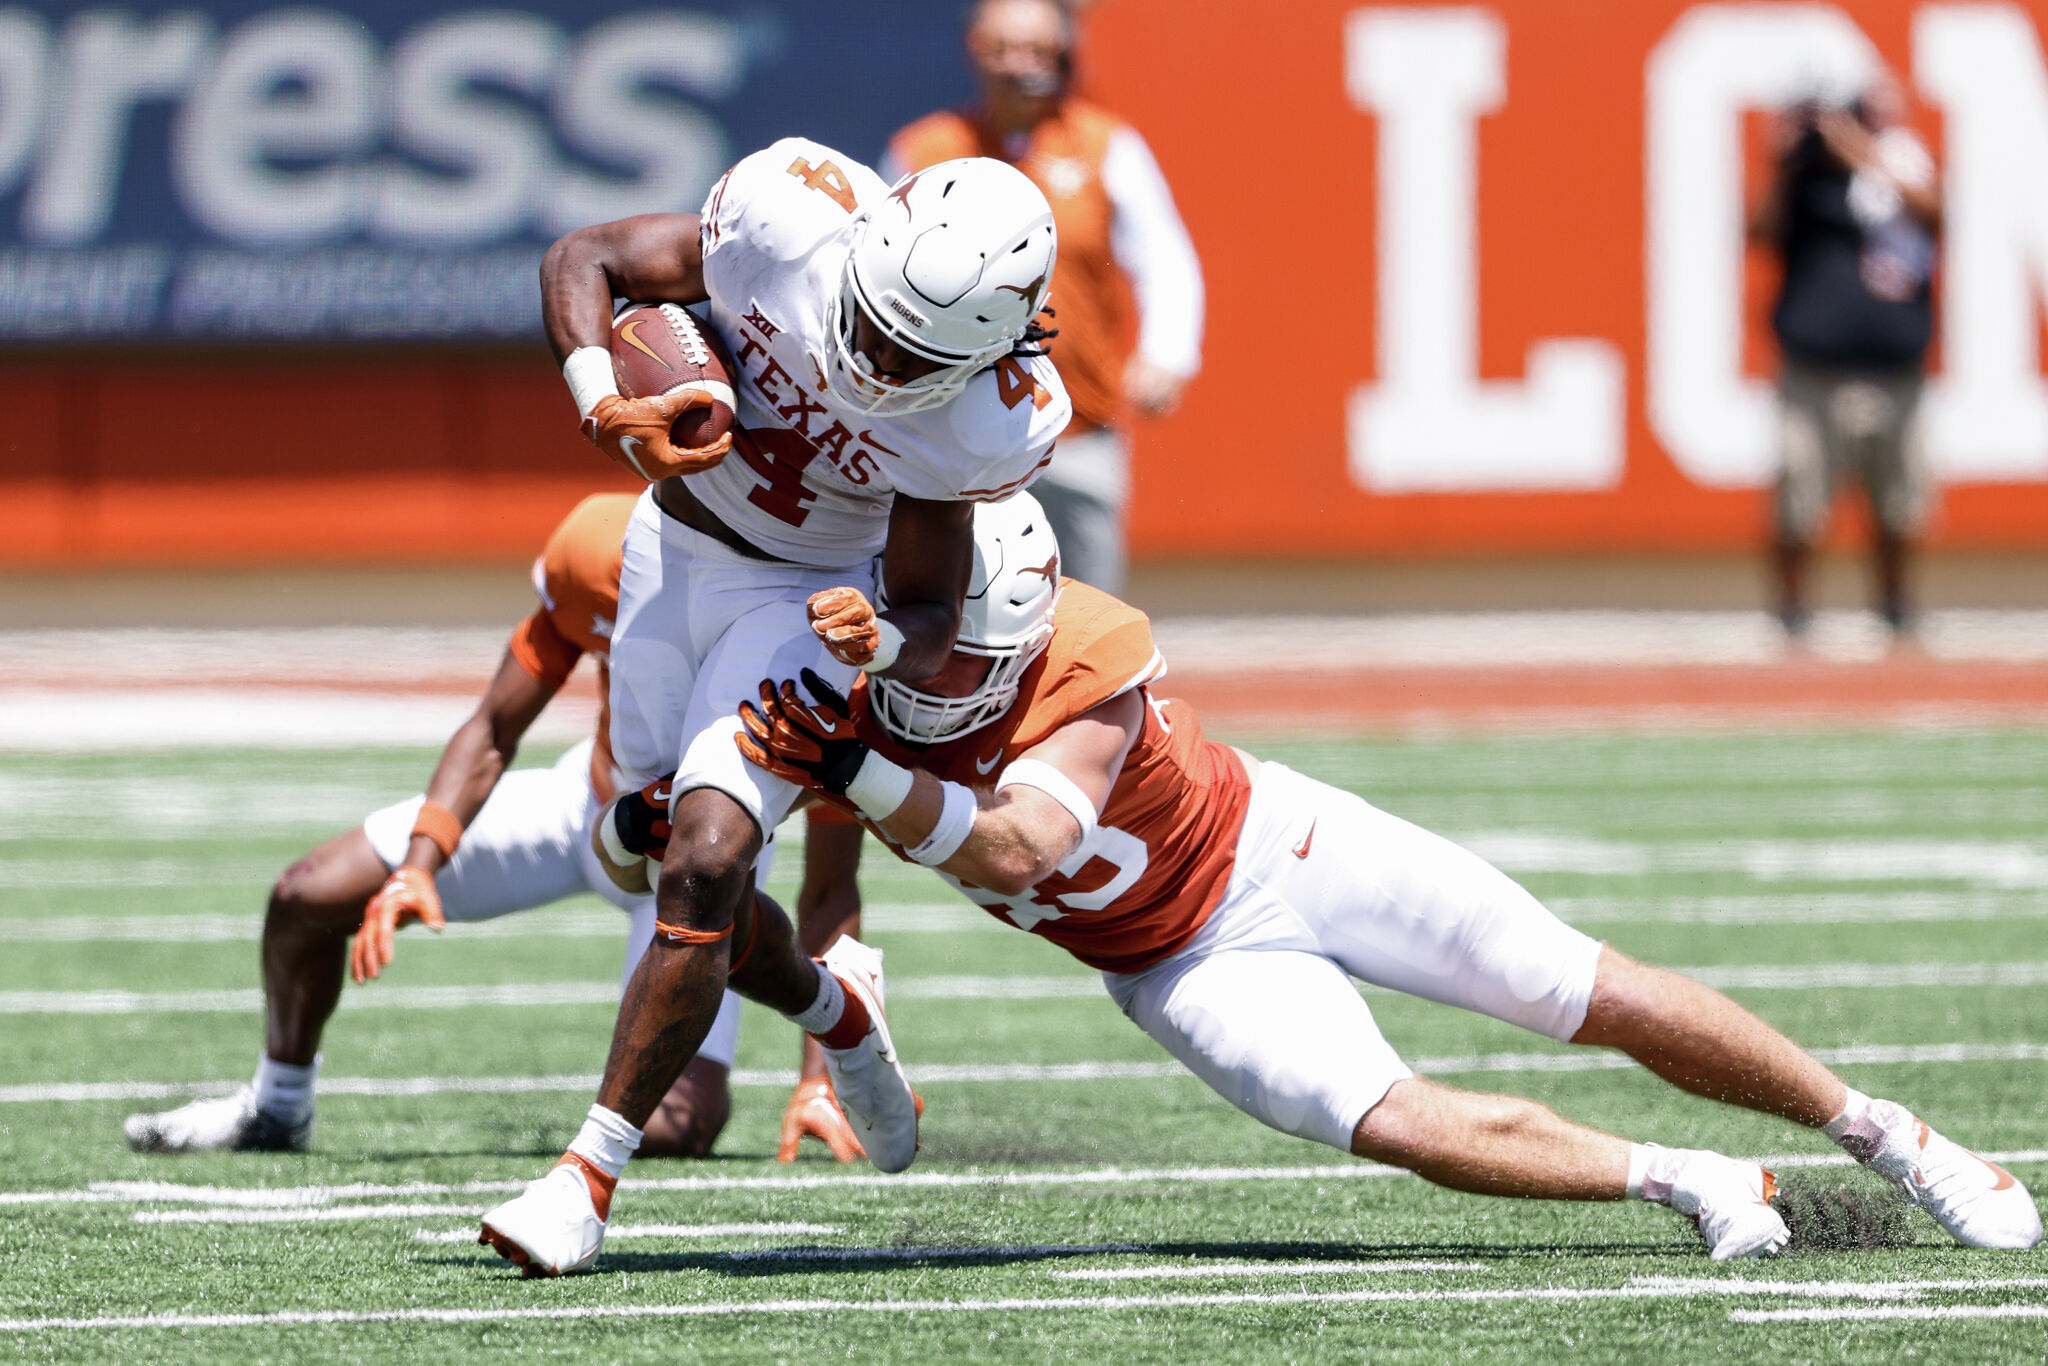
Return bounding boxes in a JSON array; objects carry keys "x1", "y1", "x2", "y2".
[
  {"x1": 786, "y1": 157, "x2": 857, "y2": 213},
  {"x1": 994, "y1": 356, "x2": 1051, "y2": 411}
]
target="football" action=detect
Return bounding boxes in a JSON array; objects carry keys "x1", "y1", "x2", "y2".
[{"x1": 608, "y1": 302, "x2": 740, "y2": 452}]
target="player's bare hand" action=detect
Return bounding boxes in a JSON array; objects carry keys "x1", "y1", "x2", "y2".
[
  {"x1": 583, "y1": 392, "x2": 732, "y2": 482},
  {"x1": 351, "y1": 865, "x2": 444, "y2": 984},
  {"x1": 807, "y1": 587, "x2": 884, "y2": 667},
  {"x1": 777, "y1": 1077, "x2": 866, "y2": 1163},
  {"x1": 737, "y1": 669, "x2": 869, "y2": 796}
]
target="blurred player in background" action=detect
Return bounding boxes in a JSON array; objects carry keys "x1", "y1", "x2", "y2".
[
  {"x1": 122, "y1": 494, "x2": 789, "y2": 1159},
  {"x1": 886, "y1": 0, "x2": 1202, "y2": 596},
  {"x1": 1750, "y1": 72, "x2": 1942, "y2": 641},
  {"x1": 476, "y1": 136, "x2": 1070, "y2": 1276},
  {"x1": 731, "y1": 494, "x2": 2039, "y2": 1262}
]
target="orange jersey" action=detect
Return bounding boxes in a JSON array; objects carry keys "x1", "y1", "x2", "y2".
[
  {"x1": 889, "y1": 100, "x2": 1134, "y2": 434},
  {"x1": 507, "y1": 493, "x2": 632, "y2": 803},
  {"x1": 852, "y1": 581, "x2": 1251, "y2": 974}
]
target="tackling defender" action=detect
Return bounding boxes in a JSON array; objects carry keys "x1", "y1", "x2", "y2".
[
  {"x1": 475, "y1": 137, "x2": 1070, "y2": 1273},
  {"x1": 121, "y1": 493, "x2": 826, "y2": 1158},
  {"x1": 730, "y1": 494, "x2": 2041, "y2": 1260}
]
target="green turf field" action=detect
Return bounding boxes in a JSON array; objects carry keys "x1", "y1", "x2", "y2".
[{"x1": 4, "y1": 729, "x2": 2047, "y2": 1362}]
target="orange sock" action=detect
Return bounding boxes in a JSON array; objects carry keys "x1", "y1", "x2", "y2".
[{"x1": 811, "y1": 975, "x2": 872, "y2": 1051}]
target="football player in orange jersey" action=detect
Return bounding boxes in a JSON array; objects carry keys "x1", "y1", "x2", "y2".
[
  {"x1": 122, "y1": 493, "x2": 859, "y2": 1166},
  {"x1": 735, "y1": 493, "x2": 2042, "y2": 1260}
]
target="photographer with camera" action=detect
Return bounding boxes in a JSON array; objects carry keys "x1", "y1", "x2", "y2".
[{"x1": 1750, "y1": 74, "x2": 1942, "y2": 642}]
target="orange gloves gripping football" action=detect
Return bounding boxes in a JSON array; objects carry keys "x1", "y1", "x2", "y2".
[
  {"x1": 778, "y1": 1077, "x2": 866, "y2": 1163},
  {"x1": 583, "y1": 392, "x2": 732, "y2": 482},
  {"x1": 807, "y1": 587, "x2": 884, "y2": 667},
  {"x1": 351, "y1": 865, "x2": 444, "y2": 984}
]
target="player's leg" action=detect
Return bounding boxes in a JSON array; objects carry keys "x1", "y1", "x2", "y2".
[
  {"x1": 1260, "y1": 760, "x2": 2040, "y2": 1250},
  {"x1": 1104, "y1": 941, "x2": 1785, "y2": 1259}
]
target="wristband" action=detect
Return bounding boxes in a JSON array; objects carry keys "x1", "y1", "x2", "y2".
[
  {"x1": 563, "y1": 346, "x2": 620, "y2": 419},
  {"x1": 995, "y1": 759, "x2": 1099, "y2": 842},
  {"x1": 410, "y1": 801, "x2": 463, "y2": 859},
  {"x1": 858, "y1": 619, "x2": 906, "y2": 675},
  {"x1": 907, "y1": 780, "x2": 977, "y2": 866},
  {"x1": 844, "y1": 750, "x2": 915, "y2": 821}
]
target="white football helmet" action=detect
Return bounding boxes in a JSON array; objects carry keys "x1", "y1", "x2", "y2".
[
  {"x1": 822, "y1": 158, "x2": 1056, "y2": 417},
  {"x1": 870, "y1": 492, "x2": 1061, "y2": 744}
]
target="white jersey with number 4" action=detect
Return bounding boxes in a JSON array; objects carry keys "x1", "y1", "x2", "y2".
[{"x1": 685, "y1": 137, "x2": 1071, "y2": 568}]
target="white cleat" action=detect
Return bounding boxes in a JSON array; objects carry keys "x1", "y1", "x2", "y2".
[
  {"x1": 1669, "y1": 1151, "x2": 1788, "y2": 1261},
  {"x1": 818, "y1": 937, "x2": 920, "y2": 1174},
  {"x1": 124, "y1": 1088, "x2": 310, "y2": 1154},
  {"x1": 477, "y1": 1155, "x2": 611, "y2": 1277},
  {"x1": 1839, "y1": 1100, "x2": 2043, "y2": 1250}
]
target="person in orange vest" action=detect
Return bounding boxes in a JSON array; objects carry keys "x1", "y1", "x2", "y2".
[{"x1": 885, "y1": 0, "x2": 1203, "y2": 597}]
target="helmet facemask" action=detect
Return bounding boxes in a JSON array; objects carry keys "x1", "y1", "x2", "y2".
[{"x1": 821, "y1": 268, "x2": 986, "y2": 417}]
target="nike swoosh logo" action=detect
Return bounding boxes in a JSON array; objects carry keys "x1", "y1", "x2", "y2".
[
  {"x1": 1981, "y1": 1155, "x2": 2018, "y2": 1191},
  {"x1": 616, "y1": 436, "x2": 654, "y2": 482},
  {"x1": 975, "y1": 751, "x2": 1003, "y2": 775},
  {"x1": 619, "y1": 318, "x2": 675, "y2": 371},
  {"x1": 1293, "y1": 822, "x2": 1315, "y2": 859}
]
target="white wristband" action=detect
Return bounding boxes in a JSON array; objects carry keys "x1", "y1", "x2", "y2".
[
  {"x1": 844, "y1": 750, "x2": 914, "y2": 821},
  {"x1": 859, "y1": 619, "x2": 906, "y2": 675},
  {"x1": 995, "y1": 758, "x2": 1099, "y2": 842},
  {"x1": 563, "y1": 346, "x2": 619, "y2": 419},
  {"x1": 907, "y1": 780, "x2": 977, "y2": 866}
]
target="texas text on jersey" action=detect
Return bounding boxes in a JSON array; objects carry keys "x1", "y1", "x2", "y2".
[
  {"x1": 687, "y1": 137, "x2": 1072, "y2": 567},
  {"x1": 845, "y1": 581, "x2": 1252, "y2": 973}
]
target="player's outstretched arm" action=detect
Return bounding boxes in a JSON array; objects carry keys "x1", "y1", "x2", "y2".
[
  {"x1": 738, "y1": 671, "x2": 1141, "y2": 895},
  {"x1": 351, "y1": 652, "x2": 558, "y2": 983}
]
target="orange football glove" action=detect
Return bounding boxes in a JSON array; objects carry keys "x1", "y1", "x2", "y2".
[
  {"x1": 582, "y1": 391, "x2": 732, "y2": 482},
  {"x1": 777, "y1": 1077, "x2": 866, "y2": 1163},
  {"x1": 737, "y1": 669, "x2": 870, "y2": 797},
  {"x1": 351, "y1": 865, "x2": 445, "y2": 984},
  {"x1": 807, "y1": 587, "x2": 883, "y2": 667}
]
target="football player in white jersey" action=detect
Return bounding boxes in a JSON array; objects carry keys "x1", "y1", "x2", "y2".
[{"x1": 477, "y1": 139, "x2": 1071, "y2": 1276}]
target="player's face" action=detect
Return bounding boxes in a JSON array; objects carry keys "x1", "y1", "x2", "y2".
[
  {"x1": 907, "y1": 649, "x2": 996, "y2": 699},
  {"x1": 850, "y1": 309, "x2": 946, "y2": 386}
]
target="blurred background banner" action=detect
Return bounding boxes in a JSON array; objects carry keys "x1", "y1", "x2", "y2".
[
  {"x1": 2, "y1": 0, "x2": 2046, "y2": 567},
  {"x1": 0, "y1": 1, "x2": 965, "y2": 340}
]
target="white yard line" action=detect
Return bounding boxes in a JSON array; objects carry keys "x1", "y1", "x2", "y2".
[
  {"x1": 1049, "y1": 1260, "x2": 1485, "y2": 1280},
  {"x1": 137, "y1": 1202, "x2": 488, "y2": 1225},
  {"x1": 11, "y1": 1042, "x2": 2048, "y2": 1110},
  {"x1": 11, "y1": 1150, "x2": 2048, "y2": 1212},
  {"x1": 1462, "y1": 833, "x2": 2048, "y2": 889},
  {"x1": 12, "y1": 1274, "x2": 2048, "y2": 1334},
  {"x1": 1551, "y1": 891, "x2": 2048, "y2": 927},
  {"x1": 6, "y1": 961, "x2": 2044, "y2": 1017},
  {"x1": 411, "y1": 1222, "x2": 841, "y2": 1243},
  {"x1": 0, "y1": 903, "x2": 985, "y2": 941},
  {"x1": 1729, "y1": 1303, "x2": 2048, "y2": 1323}
]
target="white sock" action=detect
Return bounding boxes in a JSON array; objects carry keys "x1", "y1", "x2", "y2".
[
  {"x1": 1823, "y1": 1086, "x2": 1875, "y2": 1142},
  {"x1": 566, "y1": 1104, "x2": 643, "y2": 1181},
  {"x1": 252, "y1": 1054, "x2": 318, "y2": 1125},
  {"x1": 1627, "y1": 1142, "x2": 1682, "y2": 1204},
  {"x1": 784, "y1": 962, "x2": 846, "y2": 1036}
]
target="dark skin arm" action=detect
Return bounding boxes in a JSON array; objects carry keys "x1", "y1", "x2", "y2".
[
  {"x1": 398, "y1": 651, "x2": 558, "y2": 877},
  {"x1": 540, "y1": 213, "x2": 708, "y2": 364},
  {"x1": 872, "y1": 496, "x2": 975, "y2": 680}
]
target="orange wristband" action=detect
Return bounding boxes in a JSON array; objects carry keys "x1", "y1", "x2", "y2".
[
  {"x1": 410, "y1": 801, "x2": 464, "y2": 860},
  {"x1": 654, "y1": 920, "x2": 735, "y2": 945}
]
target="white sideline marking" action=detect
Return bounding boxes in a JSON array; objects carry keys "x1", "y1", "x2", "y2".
[
  {"x1": 0, "y1": 976, "x2": 1101, "y2": 1015},
  {"x1": 1552, "y1": 891, "x2": 2048, "y2": 927},
  {"x1": 1465, "y1": 833, "x2": 2048, "y2": 890},
  {"x1": 411, "y1": 1222, "x2": 840, "y2": 1243},
  {"x1": 12, "y1": 1274, "x2": 2048, "y2": 1333},
  {"x1": 11, "y1": 1150, "x2": 2048, "y2": 1212},
  {"x1": 8, "y1": 960, "x2": 2045, "y2": 1017},
  {"x1": 138, "y1": 1203, "x2": 485, "y2": 1225},
  {"x1": 1049, "y1": 1260, "x2": 1485, "y2": 1280},
  {"x1": 1731, "y1": 1304, "x2": 2048, "y2": 1323},
  {"x1": 13, "y1": 1041, "x2": 2048, "y2": 1109}
]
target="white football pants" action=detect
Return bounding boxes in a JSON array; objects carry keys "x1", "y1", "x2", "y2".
[
  {"x1": 1104, "y1": 761, "x2": 1602, "y2": 1152},
  {"x1": 362, "y1": 738, "x2": 749, "y2": 1069}
]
